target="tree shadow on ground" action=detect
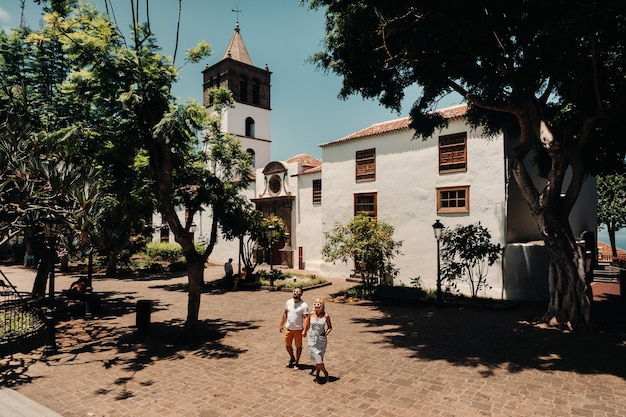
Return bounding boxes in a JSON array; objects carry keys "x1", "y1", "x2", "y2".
[
  {"x1": 1, "y1": 317, "x2": 259, "y2": 393},
  {"x1": 0, "y1": 356, "x2": 41, "y2": 388},
  {"x1": 55, "y1": 290, "x2": 141, "y2": 323},
  {"x1": 150, "y1": 278, "x2": 260, "y2": 294},
  {"x1": 350, "y1": 298, "x2": 626, "y2": 380}
]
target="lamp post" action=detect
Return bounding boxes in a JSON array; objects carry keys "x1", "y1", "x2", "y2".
[
  {"x1": 267, "y1": 224, "x2": 276, "y2": 291},
  {"x1": 43, "y1": 214, "x2": 62, "y2": 356},
  {"x1": 432, "y1": 219, "x2": 444, "y2": 306}
]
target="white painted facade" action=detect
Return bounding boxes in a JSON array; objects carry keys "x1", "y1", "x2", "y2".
[
  {"x1": 316, "y1": 116, "x2": 507, "y2": 297},
  {"x1": 222, "y1": 101, "x2": 271, "y2": 169}
]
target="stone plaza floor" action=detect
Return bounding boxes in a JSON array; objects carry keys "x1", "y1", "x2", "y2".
[{"x1": 1, "y1": 264, "x2": 625, "y2": 417}]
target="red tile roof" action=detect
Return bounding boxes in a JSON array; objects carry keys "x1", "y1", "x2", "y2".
[
  {"x1": 285, "y1": 154, "x2": 322, "y2": 175},
  {"x1": 597, "y1": 241, "x2": 626, "y2": 257},
  {"x1": 320, "y1": 104, "x2": 468, "y2": 147},
  {"x1": 286, "y1": 153, "x2": 321, "y2": 168}
]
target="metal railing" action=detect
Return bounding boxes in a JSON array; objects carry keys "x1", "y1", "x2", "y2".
[{"x1": 0, "y1": 269, "x2": 44, "y2": 348}]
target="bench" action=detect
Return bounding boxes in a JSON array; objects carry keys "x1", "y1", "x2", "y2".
[{"x1": 61, "y1": 289, "x2": 100, "y2": 317}]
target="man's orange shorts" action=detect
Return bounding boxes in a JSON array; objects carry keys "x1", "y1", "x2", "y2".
[{"x1": 284, "y1": 329, "x2": 303, "y2": 347}]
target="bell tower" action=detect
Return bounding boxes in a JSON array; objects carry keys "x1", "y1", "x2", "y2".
[{"x1": 202, "y1": 22, "x2": 272, "y2": 168}]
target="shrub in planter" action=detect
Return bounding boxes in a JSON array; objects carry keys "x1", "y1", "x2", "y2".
[
  {"x1": 169, "y1": 259, "x2": 188, "y2": 272},
  {"x1": 145, "y1": 242, "x2": 183, "y2": 263}
]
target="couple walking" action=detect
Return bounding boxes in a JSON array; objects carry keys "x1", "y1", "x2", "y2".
[{"x1": 278, "y1": 287, "x2": 333, "y2": 383}]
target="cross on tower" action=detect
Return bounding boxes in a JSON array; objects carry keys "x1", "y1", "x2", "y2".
[{"x1": 232, "y1": 7, "x2": 242, "y2": 22}]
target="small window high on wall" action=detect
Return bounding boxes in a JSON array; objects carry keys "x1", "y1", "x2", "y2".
[
  {"x1": 356, "y1": 148, "x2": 376, "y2": 182},
  {"x1": 439, "y1": 132, "x2": 467, "y2": 173},
  {"x1": 245, "y1": 117, "x2": 255, "y2": 137},
  {"x1": 312, "y1": 179, "x2": 322, "y2": 205}
]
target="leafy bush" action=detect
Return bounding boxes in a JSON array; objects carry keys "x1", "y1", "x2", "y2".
[
  {"x1": 322, "y1": 214, "x2": 402, "y2": 287},
  {"x1": 144, "y1": 261, "x2": 166, "y2": 273},
  {"x1": 441, "y1": 222, "x2": 502, "y2": 297},
  {"x1": 258, "y1": 271, "x2": 327, "y2": 289},
  {"x1": 145, "y1": 242, "x2": 183, "y2": 262}
]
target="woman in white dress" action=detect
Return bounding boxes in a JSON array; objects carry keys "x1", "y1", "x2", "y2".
[{"x1": 307, "y1": 297, "x2": 333, "y2": 383}]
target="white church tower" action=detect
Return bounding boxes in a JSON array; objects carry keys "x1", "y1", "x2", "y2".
[{"x1": 202, "y1": 22, "x2": 272, "y2": 168}]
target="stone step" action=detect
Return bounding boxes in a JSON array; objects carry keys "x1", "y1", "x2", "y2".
[{"x1": 0, "y1": 388, "x2": 63, "y2": 417}]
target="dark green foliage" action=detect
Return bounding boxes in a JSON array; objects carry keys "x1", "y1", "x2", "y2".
[
  {"x1": 597, "y1": 174, "x2": 626, "y2": 257},
  {"x1": 306, "y1": 0, "x2": 626, "y2": 329},
  {"x1": 440, "y1": 223, "x2": 502, "y2": 297}
]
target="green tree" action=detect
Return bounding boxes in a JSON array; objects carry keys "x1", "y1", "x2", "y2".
[
  {"x1": 322, "y1": 215, "x2": 402, "y2": 287},
  {"x1": 597, "y1": 174, "x2": 626, "y2": 258},
  {"x1": 307, "y1": 1, "x2": 626, "y2": 329},
  {"x1": 1, "y1": 4, "x2": 152, "y2": 283},
  {"x1": 0, "y1": 23, "x2": 99, "y2": 296},
  {"x1": 221, "y1": 207, "x2": 285, "y2": 282},
  {"x1": 440, "y1": 223, "x2": 502, "y2": 298},
  {"x1": 34, "y1": 1, "x2": 251, "y2": 330}
]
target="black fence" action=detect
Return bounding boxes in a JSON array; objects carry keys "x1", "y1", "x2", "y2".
[{"x1": 0, "y1": 272, "x2": 45, "y2": 356}]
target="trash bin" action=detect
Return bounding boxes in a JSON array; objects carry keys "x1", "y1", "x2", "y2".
[{"x1": 136, "y1": 300, "x2": 152, "y2": 332}]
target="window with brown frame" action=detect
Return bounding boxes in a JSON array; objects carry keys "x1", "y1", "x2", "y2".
[
  {"x1": 354, "y1": 192, "x2": 377, "y2": 217},
  {"x1": 439, "y1": 133, "x2": 467, "y2": 173},
  {"x1": 356, "y1": 148, "x2": 376, "y2": 182},
  {"x1": 160, "y1": 226, "x2": 170, "y2": 243},
  {"x1": 437, "y1": 186, "x2": 470, "y2": 214},
  {"x1": 312, "y1": 179, "x2": 322, "y2": 205}
]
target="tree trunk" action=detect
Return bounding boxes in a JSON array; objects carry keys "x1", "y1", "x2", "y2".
[
  {"x1": 608, "y1": 226, "x2": 618, "y2": 257},
  {"x1": 541, "y1": 229, "x2": 592, "y2": 330},
  {"x1": 23, "y1": 234, "x2": 34, "y2": 268},
  {"x1": 184, "y1": 256, "x2": 204, "y2": 331},
  {"x1": 511, "y1": 153, "x2": 592, "y2": 331},
  {"x1": 31, "y1": 245, "x2": 50, "y2": 300},
  {"x1": 106, "y1": 251, "x2": 118, "y2": 277}
]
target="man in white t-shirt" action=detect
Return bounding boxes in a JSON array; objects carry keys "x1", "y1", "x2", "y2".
[{"x1": 279, "y1": 287, "x2": 309, "y2": 370}]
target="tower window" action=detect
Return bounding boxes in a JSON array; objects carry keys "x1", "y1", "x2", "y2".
[
  {"x1": 253, "y1": 80, "x2": 260, "y2": 105},
  {"x1": 245, "y1": 117, "x2": 255, "y2": 137},
  {"x1": 240, "y1": 76, "x2": 248, "y2": 102}
]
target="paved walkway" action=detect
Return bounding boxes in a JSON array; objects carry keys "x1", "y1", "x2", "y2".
[{"x1": 1, "y1": 265, "x2": 625, "y2": 417}]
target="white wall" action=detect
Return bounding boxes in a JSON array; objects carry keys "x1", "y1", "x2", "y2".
[
  {"x1": 314, "y1": 120, "x2": 508, "y2": 298},
  {"x1": 292, "y1": 171, "x2": 324, "y2": 271},
  {"x1": 223, "y1": 102, "x2": 271, "y2": 140}
]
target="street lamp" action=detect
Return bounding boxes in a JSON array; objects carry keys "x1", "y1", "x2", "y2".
[
  {"x1": 432, "y1": 219, "x2": 444, "y2": 306},
  {"x1": 43, "y1": 213, "x2": 62, "y2": 356}
]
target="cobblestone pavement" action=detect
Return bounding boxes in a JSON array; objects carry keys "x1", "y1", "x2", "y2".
[{"x1": 1, "y1": 265, "x2": 626, "y2": 417}]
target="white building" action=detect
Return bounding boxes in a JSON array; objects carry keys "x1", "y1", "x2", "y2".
[{"x1": 155, "y1": 22, "x2": 597, "y2": 301}]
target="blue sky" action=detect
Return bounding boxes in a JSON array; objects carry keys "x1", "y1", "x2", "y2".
[{"x1": 0, "y1": 0, "x2": 460, "y2": 162}]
